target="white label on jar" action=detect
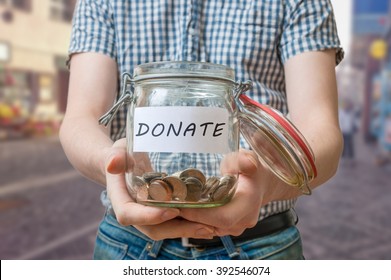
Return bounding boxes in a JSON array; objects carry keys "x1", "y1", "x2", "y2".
[{"x1": 133, "y1": 106, "x2": 230, "y2": 153}]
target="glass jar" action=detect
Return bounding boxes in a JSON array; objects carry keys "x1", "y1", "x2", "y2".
[{"x1": 99, "y1": 61, "x2": 316, "y2": 208}]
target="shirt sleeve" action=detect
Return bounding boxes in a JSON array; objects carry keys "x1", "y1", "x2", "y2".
[
  {"x1": 279, "y1": 0, "x2": 344, "y2": 65},
  {"x1": 67, "y1": 0, "x2": 117, "y2": 66}
]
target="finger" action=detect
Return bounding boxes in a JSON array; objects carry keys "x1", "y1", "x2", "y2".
[
  {"x1": 115, "y1": 202, "x2": 181, "y2": 227},
  {"x1": 135, "y1": 218, "x2": 215, "y2": 240},
  {"x1": 106, "y1": 167, "x2": 180, "y2": 226},
  {"x1": 180, "y1": 191, "x2": 258, "y2": 231},
  {"x1": 179, "y1": 170, "x2": 262, "y2": 231}
]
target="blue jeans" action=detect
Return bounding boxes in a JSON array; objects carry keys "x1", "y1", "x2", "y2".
[{"x1": 93, "y1": 211, "x2": 304, "y2": 260}]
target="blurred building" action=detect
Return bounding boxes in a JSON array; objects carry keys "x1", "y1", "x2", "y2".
[
  {"x1": 0, "y1": 0, "x2": 76, "y2": 139},
  {"x1": 350, "y1": 0, "x2": 391, "y2": 154}
]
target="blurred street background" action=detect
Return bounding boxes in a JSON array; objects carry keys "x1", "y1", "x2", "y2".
[{"x1": 1, "y1": 0, "x2": 391, "y2": 260}]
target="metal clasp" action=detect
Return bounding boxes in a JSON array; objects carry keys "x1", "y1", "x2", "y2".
[
  {"x1": 99, "y1": 72, "x2": 134, "y2": 127},
  {"x1": 299, "y1": 183, "x2": 312, "y2": 195},
  {"x1": 234, "y1": 80, "x2": 253, "y2": 100}
]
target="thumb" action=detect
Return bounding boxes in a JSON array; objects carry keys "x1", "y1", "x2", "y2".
[
  {"x1": 105, "y1": 138, "x2": 133, "y2": 174},
  {"x1": 238, "y1": 149, "x2": 259, "y2": 177},
  {"x1": 220, "y1": 149, "x2": 259, "y2": 177}
]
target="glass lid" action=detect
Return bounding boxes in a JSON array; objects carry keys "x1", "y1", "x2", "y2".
[{"x1": 237, "y1": 94, "x2": 316, "y2": 194}]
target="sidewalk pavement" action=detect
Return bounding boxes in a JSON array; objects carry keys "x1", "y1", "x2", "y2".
[{"x1": 295, "y1": 134, "x2": 391, "y2": 259}]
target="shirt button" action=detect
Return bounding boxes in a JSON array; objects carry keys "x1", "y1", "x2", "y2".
[{"x1": 189, "y1": 28, "x2": 198, "y2": 36}]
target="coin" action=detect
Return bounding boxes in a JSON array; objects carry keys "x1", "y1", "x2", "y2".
[
  {"x1": 184, "y1": 177, "x2": 203, "y2": 202},
  {"x1": 180, "y1": 168, "x2": 206, "y2": 185},
  {"x1": 131, "y1": 168, "x2": 237, "y2": 204},
  {"x1": 148, "y1": 179, "x2": 173, "y2": 201},
  {"x1": 142, "y1": 172, "x2": 167, "y2": 184},
  {"x1": 163, "y1": 176, "x2": 187, "y2": 201},
  {"x1": 202, "y1": 176, "x2": 220, "y2": 199},
  {"x1": 211, "y1": 175, "x2": 237, "y2": 201},
  {"x1": 211, "y1": 185, "x2": 229, "y2": 201},
  {"x1": 136, "y1": 184, "x2": 149, "y2": 202},
  {"x1": 220, "y1": 174, "x2": 237, "y2": 187},
  {"x1": 129, "y1": 176, "x2": 148, "y2": 201}
]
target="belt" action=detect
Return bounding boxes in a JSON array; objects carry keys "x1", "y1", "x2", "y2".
[{"x1": 177, "y1": 209, "x2": 298, "y2": 247}]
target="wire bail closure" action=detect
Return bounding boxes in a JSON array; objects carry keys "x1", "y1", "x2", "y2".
[
  {"x1": 234, "y1": 80, "x2": 253, "y2": 100},
  {"x1": 99, "y1": 72, "x2": 134, "y2": 127}
]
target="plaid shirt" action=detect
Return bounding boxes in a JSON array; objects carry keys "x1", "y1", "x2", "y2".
[{"x1": 69, "y1": 0, "x2": 343, "y2": 219}]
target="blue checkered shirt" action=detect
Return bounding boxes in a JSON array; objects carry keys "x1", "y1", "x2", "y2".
[{"x1": 68, "y1": 0, "x2": 343, "y2": 219}]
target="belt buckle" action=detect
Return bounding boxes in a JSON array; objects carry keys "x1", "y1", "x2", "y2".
[{"x1": 181, "y1": 237, "x2": 196, "y2": 247}]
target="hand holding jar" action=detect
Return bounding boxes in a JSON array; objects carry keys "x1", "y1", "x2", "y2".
[
  {"x1": 104, "y1": 138, "x2": 216, "y2": 240},
  {"x1": 104, "y1": 139, "x2": 286, "y2": 240}
]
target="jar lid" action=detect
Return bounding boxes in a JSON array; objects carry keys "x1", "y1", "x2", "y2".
[
  {"x1": 238, "y1": 94, "x2": 316, "y2": 194},
  {"x1": 133, "y1": 61, "x2": 236, "y2": 83}
]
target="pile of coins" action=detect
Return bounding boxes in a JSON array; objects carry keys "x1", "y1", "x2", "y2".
[{"x1": 131, "y1": 168, "x2": 237, "y2": 203}]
